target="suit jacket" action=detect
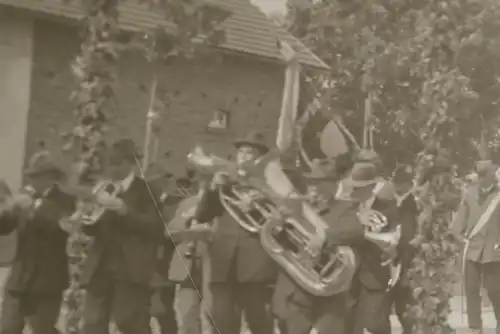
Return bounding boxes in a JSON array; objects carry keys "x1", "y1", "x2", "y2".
[
  {"x1": 452, "y1": 183, "x2": 500, "y2": 263},
  {"x1": 272, "y1": 200, "x2": 364, "y2": 316},
  {"x1": 396, "y1": 194, "x2": 418, "y2": 276},
  {"x1": 80, "y1": 176, "x2": 165, "y2": 286},
  {"x1": 194, "y1": 183, "x2": 277, "y2": 283},
  {"x1": 356, "y1": 195, "x2": 399, "y2": 290},
  {"x1": 0, "y1": 186, "x2": 76, "y2": 293}
]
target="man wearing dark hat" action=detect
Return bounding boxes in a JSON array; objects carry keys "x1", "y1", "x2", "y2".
[
  {"x1": 272, "y1": 160, "x2": 396, "y2": 334},
  {"x1": 80, "y1": 138, "x2": 165, "y2": 334},
  {"x1": 192, "y1": 131, "x2": 277, "y2": 334},
  {"x1": 339, "y1": 160, "x2": 398, "y2": 334},
  {"x1": 0, "y1": 150, "x2": 76, "y2": 334},
  {"x1": 453, "y1": 163, "x2": 500, "y2": 334},
  {"x1": 388, "y1": 166, "x2": 418, "y2": 334}
]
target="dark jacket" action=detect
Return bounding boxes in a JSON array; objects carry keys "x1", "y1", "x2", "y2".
[
  {"x1": 272, "y1": 200, "x2": 365, "y2": 316},
  {"x1": 81, "y1": 176, "x2": 165, "y2": 286},
  {"x1": 0, "y1": 186, "x2": 76, "y2": 293},
  {"x1": 396, "y1": 194, "x2": 418, "y2": 277},
  {"x1": 194, "y1": 182, "x2": 277, "y2": 283},
  {"x1": 452, "y1": 183, "x2": 500, "y2": 263},
  {"x1": 356, "y1": 196, "x2": 399, "y2": 290}
]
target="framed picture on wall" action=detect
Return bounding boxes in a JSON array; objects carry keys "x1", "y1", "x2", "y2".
[{"x1": 207, "y1": 109, "x2": 230, "y2": 131}]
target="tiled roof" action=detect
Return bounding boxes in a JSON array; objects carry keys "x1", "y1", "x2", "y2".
[{"x1": 0, "y1": 0, "x2": 328, "y2": 69}]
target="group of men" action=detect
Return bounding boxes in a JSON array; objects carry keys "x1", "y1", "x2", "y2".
[
  {"x1": 0, "y1": 129, "x2": 421, "y2": 334},
  {"x1": 174, "y1": 130, "x2": 419, "y2": 334}
]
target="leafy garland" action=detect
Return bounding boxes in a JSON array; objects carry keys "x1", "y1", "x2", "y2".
[
  {"x1": 286, "y1": 0, "x2": 500, "y2": 332},
  {"x1": 63, "y1": 0, "x2": 120, "y2": 333},
  {"x1": 63, "y1": 0, "x2": 231, "y2": 332}
]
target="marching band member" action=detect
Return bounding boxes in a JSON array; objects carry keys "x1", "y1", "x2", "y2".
[
  {"x1": 0, "y1": 151, "x2": 76, "y2": 334},
  {"x1": 272, "y1": 161, "x2": 385, "y2": 334},
  {"x1": 390, "y1": 167, "x2": 418, "y2": 334},
  {"x1": 344, "y1": 158, "x2": 399, "y2": 334},
  {"x1": 452, "y1": 162, "x2": 500, "y2": 334},
  {"x1": 193, "y1": 131, "x2": 277, "y2": 334},
  {"x1": 80, "y1": 138, "x2": 164, "y2": 334}
]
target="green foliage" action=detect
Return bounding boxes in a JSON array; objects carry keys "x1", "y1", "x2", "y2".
[
  {"x1": 63, "y1": 1, "x2": 120, "y2": 333},
  {"x1": 62, "y1": 1, "x2": 231, "y2": 333},
  {"x1": 288, "y1": 0, "x2": 500, "y2": 331}
]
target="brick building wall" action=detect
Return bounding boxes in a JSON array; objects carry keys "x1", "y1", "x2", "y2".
[{"x1": 25, "y1": 18, "x2": 284, "y2": 177}]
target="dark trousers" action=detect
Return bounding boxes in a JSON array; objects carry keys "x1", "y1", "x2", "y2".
[
  {"x1": 153, "y1": 285, "x2": 178, "y2": 334},
  {"x1": 280, "y1": 293, "x2": 349, "y2": 334},
  {"x1": 0, "y1": 290, "x2": 62, "y2": 334},
  {"x1": 464, "y1": 260, "x2": 500, "y2": 330},
  {"x1": 346, "y1": 281, "x2": 392, "y2": 334},
  {"x1": 389, "y1": 282, "x2": 413, "y2": 334},
  {"x1": 208, "y1": 282, "x2": 273, "y2": 334},
  {"x1": 82, "y1": 280, "x2": 152, "y2": 334}
]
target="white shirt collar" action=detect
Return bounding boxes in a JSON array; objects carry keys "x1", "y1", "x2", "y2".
[{"x1": 395, "y1": 191, "x2": 411, "y2": 207}]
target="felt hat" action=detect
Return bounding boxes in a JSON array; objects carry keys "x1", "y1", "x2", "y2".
[
  {"x1": 342, "y1": 162, "x2": 379, "y2": 188},
  {"x1": 24, "y1": 151, "x2": 65, "y2": 179},
  {"x1": 234, "y1": 131, "x2": 269, "y2": 154}
]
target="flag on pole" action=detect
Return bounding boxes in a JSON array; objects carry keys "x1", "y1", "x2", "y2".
[
  {"x1": 297, "y1": 99, "x2": 359, "y2": 173},
  {"x1": 276, "y1": 40, "x2": 301, "y2": 152}
]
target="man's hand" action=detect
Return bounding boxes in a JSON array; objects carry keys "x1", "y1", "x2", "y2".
[{"x1": 96, "y1": 192, "x2": 127, "y2": 215}]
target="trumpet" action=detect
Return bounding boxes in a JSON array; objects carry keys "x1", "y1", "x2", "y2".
[{"x1": 75, "y1": 180, "x2": 122, "y2": 226}]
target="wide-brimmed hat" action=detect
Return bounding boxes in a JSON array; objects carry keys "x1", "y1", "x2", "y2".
[
  {"x1": 342, "y1": 161, "x2": 379, "y2": 188},
  {"x1": 303, "y1": 158, "x2": 337, "y2": 180},
  {"x1": 234, "y1": 131, "x2": 269, "y2": 154},
  {"x1": 106, "y1": 138, "x2": 143, "y2": 162},
  {"x1": 24, "y1": 151, "x2": 65, "y2": 179}
]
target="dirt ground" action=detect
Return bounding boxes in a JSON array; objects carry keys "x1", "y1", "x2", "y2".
[{"x1": 0, "y1": 268, "x2": 496, "y2": 333}]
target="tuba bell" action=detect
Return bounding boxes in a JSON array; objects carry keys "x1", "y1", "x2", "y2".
[
  {"x1": 187, "y1": 146, "x2": 276, "y2": 233},
  {"x1": 188, "y1": 146, "x2": 357, "y2": 297}
]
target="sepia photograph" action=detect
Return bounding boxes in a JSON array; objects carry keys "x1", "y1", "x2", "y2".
[{"x1": 0, "y1": 0, "x2": 499, "y2": 333}]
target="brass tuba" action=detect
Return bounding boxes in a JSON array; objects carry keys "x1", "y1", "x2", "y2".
[
  {"x1": 188, "y1": 146, "x2": 357, "y2": 297},
  {"x1": 187, "y1": 146, "x2": 275, "y2": 233}
]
